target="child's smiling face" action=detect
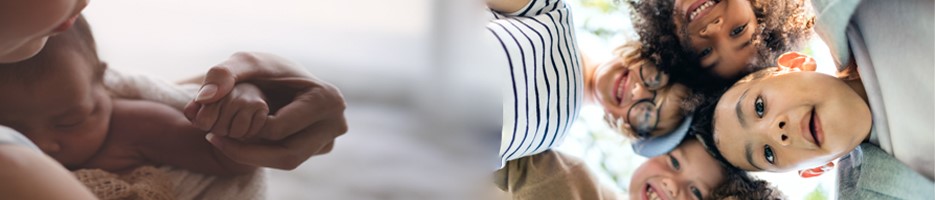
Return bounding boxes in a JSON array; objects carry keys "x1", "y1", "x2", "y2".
[
  {"x1": 629, "y1": 139, "x2": 725, "y2": 200},
  {"x1": 712, "y1": 69, "x2": 871, "y2": 172},
  {"x1": 672, "y1": 0, "x2": 761, "y2": 79}
]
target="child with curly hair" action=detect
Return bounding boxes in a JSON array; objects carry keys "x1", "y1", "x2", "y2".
[{"x1": 625, "y1": 0, "x2": 814, "y2": 89}]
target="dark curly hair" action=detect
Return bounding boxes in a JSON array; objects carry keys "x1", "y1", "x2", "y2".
[
  {"x1": 625, "y1": 0, "x2": 814, "y2": 92},
  {"x1": 709, "y1": 167, "x2": 785, "y2": 200}
]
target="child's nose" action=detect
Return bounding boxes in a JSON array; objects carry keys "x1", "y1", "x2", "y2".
[{"x1": 770, "y1": 119, "x2": 792, "y2": 146}]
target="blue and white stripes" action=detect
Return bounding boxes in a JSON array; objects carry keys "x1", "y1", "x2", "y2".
[{"x1": 486, "y1": 0, "x2": 582, "y2": 168}]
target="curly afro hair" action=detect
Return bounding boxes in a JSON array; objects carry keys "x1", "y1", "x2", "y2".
[
  {"x1": 625, "y1": 0, "x2": 814, "y2": 92},
  {"x1": 709, "y1": 167, "x2": 785, "y2": 200}
]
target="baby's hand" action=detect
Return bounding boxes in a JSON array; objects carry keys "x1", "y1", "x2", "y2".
[{"x1": 184, "y1": 83, "x2": 269, "y2": 139}]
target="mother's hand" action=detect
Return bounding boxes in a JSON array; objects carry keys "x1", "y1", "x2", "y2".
[{"x1": 184, "y1": 52, "x2": 348, "y2": 170}]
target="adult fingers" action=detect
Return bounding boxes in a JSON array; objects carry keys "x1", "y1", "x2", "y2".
[
  {"x1": 196, "y1": 52, "x2": 308, "y2": 104},
  {"x1": 207, "y1": 124, "x2": 336, "y2": 170},
  {"x1": 261, "y1": 79, "x2": 346, "y2": 140}
]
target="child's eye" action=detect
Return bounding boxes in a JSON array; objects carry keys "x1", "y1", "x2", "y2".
[
  {"x1": 731, "y1": 24, "x2": 748, "y2": 37},
  {"x1": 57, "y1": 118, "x2": 85, "y2": 128},
  {"x1": 698, "y1": 47, "x2": 713, "y2": 58},
  {"x1": 691, "y1": 187, "x2": 703, "y2": 199},
  {"x1": 764, "y1": 145, "x2": 776, "y2": 164},
  {"x1": 754, "y1": 96, "x2": 765, "y2": 118},
  {"x1": 668, "y1": 154, "x2": 681, "y2": 170}
]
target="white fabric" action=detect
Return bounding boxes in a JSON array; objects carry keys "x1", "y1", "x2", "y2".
[
  {"x1": 843, "y1": 0, "x2": 934, "y2": 179},
  {"x1": 486, "y1": 0, "x2": 583, "y2": 168},
  {"x1": 103, "y1": 69, "x2": 200, "y2": 111},
  {"x1": 0, "y1": 125, "x2": 39, "y2": 151}
]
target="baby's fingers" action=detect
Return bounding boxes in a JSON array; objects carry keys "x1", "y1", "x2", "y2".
[{"x1": 245, "y1": 107, "x2": 269, "y2": 139}]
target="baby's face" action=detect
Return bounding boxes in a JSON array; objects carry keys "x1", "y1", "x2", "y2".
[
  {"x1": 629, "y1": 139, "x2": 725, "y2": 200},
  {"x1": 0, "y1": 49, "x2": 112, "y2": 167}
]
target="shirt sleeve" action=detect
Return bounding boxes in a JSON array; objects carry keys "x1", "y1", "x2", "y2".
[{"x1": 487, "y1": 0, "x2": 583, "y2": 168}]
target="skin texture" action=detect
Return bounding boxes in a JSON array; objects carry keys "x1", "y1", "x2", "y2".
[
  {"x1": 0, "y1": 30, "x2": 256, "y2": 175},
  {"x1": 186, "y1": 52, "x2": 348, "y2": 170},
  {"x1": 0, "y1": 145, "x2": 97, "y2": 200},
  {"x1": 487, "y1": 0, "x2": 532, "y2": 13},
  {"x1": 629, "y1": 139, "x2": 725, "y2": 200},
  {"x1": 673, "y1": 0, "x2": 759, "y2": 79},
  {"x1": 0, "y1": 0, "x2": 88, "y2": 63},
  {"x1": 713, "y1": 69, "x2": 871, "y2": 172}
]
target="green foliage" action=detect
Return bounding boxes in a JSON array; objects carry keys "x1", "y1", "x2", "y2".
[
  {"x1": 579, "y1": 0, "x2": 619, "y2": 13},
  {"x1": 804, "y1": 184, "x2": 828, "y2": 200}
]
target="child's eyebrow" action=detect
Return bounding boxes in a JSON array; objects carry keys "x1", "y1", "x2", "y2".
[
  {"x1": 736, "y1": 88, "x2": 750, "y2": 128},
  {"x1": 744, "y1": 142, "x2": 764, "y2": 170}
]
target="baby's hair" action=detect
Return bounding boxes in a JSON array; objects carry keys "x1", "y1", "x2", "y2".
[
  {"x1": 0, "y1": 15, "x2": 105, "y2": 84},
  {"x1": 625, "y1": 0, "x2": 814, "y2": 91}
]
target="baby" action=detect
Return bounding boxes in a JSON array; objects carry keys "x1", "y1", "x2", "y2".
[{"x1": 0, "y1": 16, "x2": 262, "y2": 175}]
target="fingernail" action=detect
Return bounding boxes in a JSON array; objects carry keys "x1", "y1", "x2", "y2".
[
  {"x1": 197, "y1": 84, "x2": 218, "y2": 101},
  {"x1": 206, "y1": 134, "x2": 223, "y2": 149}
]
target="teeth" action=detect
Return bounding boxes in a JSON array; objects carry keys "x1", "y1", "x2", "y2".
[
  {"x1": 690, "y1": 0, "x2": 716, "y2": 21},
  {"x1": 647, "y1": 187, "x2": 660, "y2": 200}
]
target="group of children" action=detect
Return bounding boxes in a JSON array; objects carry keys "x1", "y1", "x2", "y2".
[{"x1": 492, "y1": 0, "x2": 932, "y2": 199}]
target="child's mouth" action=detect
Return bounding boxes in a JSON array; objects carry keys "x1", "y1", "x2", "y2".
[
  {"x1": 686, "y1": 0, "x2": 718, "y2": 22},
  {"x1": 804, "y1": 107, "x2": 823, "y2": 148},
  {"x1": 613, "y1": 69, "x2": 631, "y2": 105},
  {"x1": 644, "y1": 183, "x2": 664, "y2": 200}
]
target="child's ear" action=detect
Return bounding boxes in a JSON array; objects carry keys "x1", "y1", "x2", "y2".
[
  {"x1": 777, "y1": 52, "x2": 817, "y2": 72},
  {"x1": 798, "y1": 161, "x2": 835, "y2": 178}
]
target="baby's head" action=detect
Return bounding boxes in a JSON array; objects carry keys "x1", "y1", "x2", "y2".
[
  {"x1": 593, "y1": 42, "x2": 700, "y2": 140},
  {"x1": 698, "y1": 59, "x2": 871, "y2": 172},
  {"x1": 626, "y1": 0, "x2": 814, "y2": 89},
  {"x1": 0, "y1": 15, "x2": 112, "y2": 167},
  {"x1": 629, "y1": 138, "x2": 783, "y2": 199}
]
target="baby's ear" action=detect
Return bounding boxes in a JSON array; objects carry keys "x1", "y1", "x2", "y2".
[{"x1": 777, "y1": 52, "x2": 817, "y2": 72}]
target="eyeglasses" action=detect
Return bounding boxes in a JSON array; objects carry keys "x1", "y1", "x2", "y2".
[{"x1": 608, "y1": 63, "x2": 669, "y2": 138}]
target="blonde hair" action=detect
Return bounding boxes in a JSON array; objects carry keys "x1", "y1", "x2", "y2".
[{"x1": 608, "y1": 41, "x2": 697, "y2": 139}]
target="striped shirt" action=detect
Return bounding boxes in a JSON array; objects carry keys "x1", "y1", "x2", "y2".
[{"x1": 485, "y1": 0, "x2": 583, "y2": 168}]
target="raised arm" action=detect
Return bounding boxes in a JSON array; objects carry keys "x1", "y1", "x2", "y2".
[
  {"x1": 110, "y1": 99, "x2": 255, "y2": 176},
  {"x1": 487, "y1": 0, "x2": 532, "y2": 13}
]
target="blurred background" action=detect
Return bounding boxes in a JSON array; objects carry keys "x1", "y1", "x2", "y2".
[
  {"x1": 83, "y1": 0, "x2": 838, "y2": 199},
  {"x1": 84, "y1": 0, "x2": 498, "y2": 199}
]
